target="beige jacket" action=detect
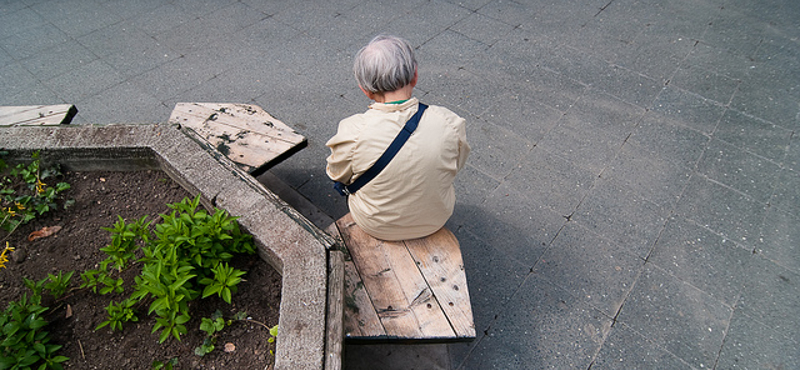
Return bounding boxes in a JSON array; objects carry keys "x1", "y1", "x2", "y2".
[{"x1": 326, "y1": 98, "x2": 470, "y2": 240}]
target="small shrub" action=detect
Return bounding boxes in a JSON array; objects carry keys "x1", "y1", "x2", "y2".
[{"x1": 85, "y1": 195, "x2": 256, "y2": 344}]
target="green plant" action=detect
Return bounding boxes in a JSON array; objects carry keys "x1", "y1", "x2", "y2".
[
  {"x1": 86, "y1": 195, "x2": 255, "y2": 344},
  {"x1": 194, "y1": 310, "x2": 277, "y2": 357},
  {"x1": 200, "y1": 262, "x2": 246, "y2": 304},
  {"x1": 150, "y1": 357, "x2": 178, "y2": 370},
  {"x1": 43, "y1": 271, "x2": 74, "y2": 300},
  {"x1": 0, "y1": 274, "x2": 72, "y2": 370},
  {"x1": 0, "y1": 151, "x2": 72, "y2": 236},
  {"x1": 96, "y1": 298, "x2": 138, "y2": 332}
]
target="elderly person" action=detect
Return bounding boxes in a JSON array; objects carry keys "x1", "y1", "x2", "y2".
[{"x1": 326, "y1": 35, "x2": 470, "y2": 241}]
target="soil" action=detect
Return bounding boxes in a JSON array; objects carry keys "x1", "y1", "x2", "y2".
[{"x1": 0, "y1": 170, "x2": 282, "y2": 370}]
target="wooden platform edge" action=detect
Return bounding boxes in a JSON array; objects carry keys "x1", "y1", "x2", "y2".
[
  {"x1": 325, "y1": 250, "x2": 345, "y2": 370},
  {"x1": 333, "y1": 214, "x2": 476, "y2": 342},
  {"x1": 0, "y1": 105, "x2": 77, "y2": 126}
]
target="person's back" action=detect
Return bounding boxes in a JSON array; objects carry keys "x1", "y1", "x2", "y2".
[{"x1": 326, "y1": 35, "x2": 469, "y2": 241}]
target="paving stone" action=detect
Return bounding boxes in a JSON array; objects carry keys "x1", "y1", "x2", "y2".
[
  {"x1": 76, "y1": 81, "x2": 168, "y2": 125},
  {"x1": 682, "y1": 42, "x2": 754, "y2": 83},
  {"x1": 737, "y1": 255, "x2": 800, "y2": 344},
  {"x1": 385, "y1": 2, "x2": 472, "y2": 46},
  {"x1": 0, "y1": 23, "x2": 70, "y2": 60},
  {"x1": 32, "y1": 0, "x2": 122, "y2": 37},
  {"x1": 696, "y1": 139, "x2": 782, "y2": 203},
  {"x1": 714, "y1": 108, "x2": 793, "y2": 162},
  {"x1": 626, "y1": 112, "x2": 710, "y2": 170},
  {"x1": 786, "y1": 133, "x2": 800, "y2": 172},
  {"x1": 612, "y1": 26, "x2": 695, "y2": 83},
  {"x1": 649, "y1": 85, "x2": 726, "y2": 135},
  {"x1": 731, "y1": 68, "x2": 800, "y2": 129},
  {"x1": 453, "y1": 227, "x2": 529, "y2": 331},
  {"x1": 591, "y1": 323, "x2": 695, "y2": 370},
  {"x1": 716, "y1": 311, "x2": 800, "y2": 370},
  {"x1": 534, "y1": 222, "x2": 644, "y2": 317},
  {"x1": 449, "y1": 12, "x2": 516, "y2": 46},
  {"x1": 0, "y1": 1, "x2": 29, "y2": 17},
  {"x1": 18, "y1": 40, "x2": 97, "y2": 81},
  {"x1": 616, "y1": 264, "x2": 732, "y2": 369},
  {"x1": 674, "y1": 174, "x2": 768, "y2": 249},
  {"x1": 462, "y1": 119, "x2": 532, "y2": 179},
  {"x1": 77, "y1": 20, "x2": 157, "y2": 58},
  {"x1": 0, "y1": 63, "x2": 40, "y2": 102},
  {"x1": 537, "y1": 90, "x2": 644, "y2": 175},
  {"x1": 418, "y1": 30, "x2": 488, "y2": 71},
  {"x1": 420, "y1": 66, "x2": 496, "y2": 119},
  {"x1": 670, "y1": 63, "x2": 741, "y2": 106},
  {"x1": 649, "y1": 216, "x2": 751, "y2": 306},
  {"x1": 702, "y1": 9, "x2": 767, "y2": 59},
  {"x1": 100, "y1": 0, "x2": 166, "y2": 21},
  {"x1": 503, "y1": 147, "x2": 597, "y2": 217},
  {"x1": 0, "y1": 6, "x2": 48, "y2": 39},
  {"x1": 481, "y1": 93, "x2": 564, "y2": 146},
  {"x1": 2, "y1": 81, "x2": 61, "y2": 107},
  {"x1": 601, "y1": 144, "x2": 694, "y2": 208},
  {"x1": 770, "y1": 167, "x2": 800, "y2": 215},
  {"x1": 758, "y1": 207, "x2": 800, "y2": 273},
  {"x1": 127, "y1": 3, "x2": 194, "y2": 37},
  {"x1": 470, "y1": 34, "x2": 588, "y2": 111},
  {"x1": 452, "y1": 164, "x2": 501, "y2": 209},
  {"x1": 572, "y1": 178, "x2": 670, "y2": 259},
  {"x1": 459, "y1": 183, "x2": 565, "y2": 268},
  {"x1": 43, "y1": 59, "x2": 126, "y2": 103},
  {"x1": 465, "y1": 274, "x2": 611, "y2": 369}
]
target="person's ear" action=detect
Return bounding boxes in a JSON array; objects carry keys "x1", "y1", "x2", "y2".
[
  {"x1": 410, "y1": 68, "x2": 418, "y2": 87},
  {"x1": 359, "y1": 85, "x2": 376, "y2": 100}
]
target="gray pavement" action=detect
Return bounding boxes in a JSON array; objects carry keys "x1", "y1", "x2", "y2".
[{"x1": 2, "y1": 0, "x2": 798, "y2": 368}]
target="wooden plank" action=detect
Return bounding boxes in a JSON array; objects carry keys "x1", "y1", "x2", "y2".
[
  {"x1": 168, "y1": 103, "x2": 306, "y2": 175},
  {"x1": 336, "y1": 214, "x2": 455, "y2": 340},
  {"x1": 404, "y1": 228, "x2": 476, "y2": 338},
  {"x1": 342, "y1": 261, "x2": 385, "y2": 337},
  {"x1": 325, "y1": 250, "x2": 345, "y2": 370},
  {"x1": 0, "y1": 105, "x2": 77, "y2": 126}
]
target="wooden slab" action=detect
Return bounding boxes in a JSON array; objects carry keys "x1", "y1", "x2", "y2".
[
  {"x1": 168, "y1": 103, "x2": 307, "y2": 176},
  {"x1": 0, "y1": 105, "x2": 77, "y2": 126},
  {"x1": 336, "y1": 213, "x2": 475, "y2": 341}
]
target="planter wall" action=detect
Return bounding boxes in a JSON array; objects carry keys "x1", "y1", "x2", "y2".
[{"x1": 0, "y1": 124, "x2": 343, "y2": 370}]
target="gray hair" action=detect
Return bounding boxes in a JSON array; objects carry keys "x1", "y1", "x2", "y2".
[{"x1": 354, "y1": 35, "x2": 417, "y2": 93}]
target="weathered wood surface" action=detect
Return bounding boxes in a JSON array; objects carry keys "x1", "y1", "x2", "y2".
[
  {"x1": 0, "y1": 105, "x2": 77, "y2": 126},
  {"x1": 336, "y1": 213, "x2": 476, "y2": 341},
  {"x1": 325, "y1": 250, "x2": 345, "y2": 370},
  {"x1": 168, "y1": 102, "x2": 307, "y2": 176}
]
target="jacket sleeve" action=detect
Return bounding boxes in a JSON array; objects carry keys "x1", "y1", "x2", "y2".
[
  {"x1": 455, "y1": 116, "x2": 470, "y2": 171},
  {"x1": 325, "y1": 122, "x2": 357, "y2": 184}
]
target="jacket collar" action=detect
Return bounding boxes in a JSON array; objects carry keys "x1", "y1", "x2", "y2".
[{"x1": 369, "y1": 97, "x2": 419, "y2": 112}]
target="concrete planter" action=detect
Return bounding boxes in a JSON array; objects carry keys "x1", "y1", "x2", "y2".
[{"x1": 0, "y1": 124, "x2": 344, "y2": 370}]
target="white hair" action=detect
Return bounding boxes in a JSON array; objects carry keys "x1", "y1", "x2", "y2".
[{"x1": 353, "y1": 35, "x2": 417, "y2": 93}]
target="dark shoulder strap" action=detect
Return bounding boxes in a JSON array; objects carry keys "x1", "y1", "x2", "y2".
[{"x1": 334, "y1": 103, "x2": 428, "y2": 196}]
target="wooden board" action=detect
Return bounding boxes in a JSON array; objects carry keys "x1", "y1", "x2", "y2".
[
  {"x1": 168, "y1": 103, "x2": 307, "y2": 176},
  {"x1": 336, "y1": 213, "x2": 475, "y2": 341},
  {"x1": 0, "y1": 105, "x2": 77, "y2": 126}
]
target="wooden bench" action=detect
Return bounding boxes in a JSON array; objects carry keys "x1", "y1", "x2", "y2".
[
  {"x1": 0, "y1": 104, "x2": 77, "y2": 126},
  {"x1": 333, "y1": 213, "x2": 475, "y2": 341},
  {"x1": 168, "y1": 103, "x2": 307, "y2": 176}
]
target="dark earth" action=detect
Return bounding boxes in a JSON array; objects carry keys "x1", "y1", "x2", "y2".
[{"x1": 0, "y1": 170, "x2": 282, "y2": 370}]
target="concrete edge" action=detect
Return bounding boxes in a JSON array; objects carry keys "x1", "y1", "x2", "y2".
[{"x1": 0, "y1": 124, "x2": 341, "y2": 370}]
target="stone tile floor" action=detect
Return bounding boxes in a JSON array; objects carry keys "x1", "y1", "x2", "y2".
[{"x1": 1, "y1": 0, "x2": 798, "y2": 368}]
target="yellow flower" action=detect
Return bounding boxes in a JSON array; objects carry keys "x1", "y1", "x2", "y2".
[
  {"x1": 14, "y1": 202, "x2": 25, "y2": 210},
  {"x1": 36, "y1": 179, "x2": 46, "y2": 194},
  {"x1": 5, "y1": 207, "x2": 15, "y2": 217},
  {"x1": 0, "y1": 242, "x2": 13, "y2": 269}
]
